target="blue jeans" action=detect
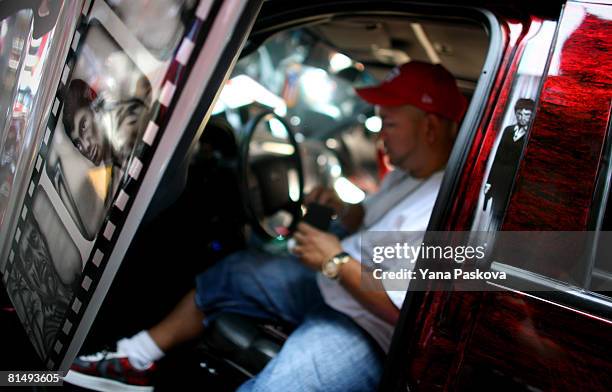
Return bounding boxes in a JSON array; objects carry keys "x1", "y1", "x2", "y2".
[{"x1": 195, "y1": 250, "x2": 384, "y2": 391}]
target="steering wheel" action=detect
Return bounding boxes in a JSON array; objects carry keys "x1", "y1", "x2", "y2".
[{"x1": 239, "y1": 111, "x2": 304, "y2": 240}]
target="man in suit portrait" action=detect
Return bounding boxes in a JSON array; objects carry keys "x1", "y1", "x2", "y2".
[{"x1": 483, "y1": 98, "x2": 535, "y2": 227}]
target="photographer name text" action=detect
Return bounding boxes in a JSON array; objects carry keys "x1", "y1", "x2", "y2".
[{"x1": 372, "y1": 268, "x2": 506, "y2": 281}]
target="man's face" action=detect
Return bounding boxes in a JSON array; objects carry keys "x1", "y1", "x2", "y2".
[
  {"x1": 69, "y1": 107, "x2": 108, "y2": 166},
  {"x1": 377, "y1": 105, "x2": 428, "y2": 172},
  {"x1": 516, "y1": 108, "x2": 532, "y2": 128}
]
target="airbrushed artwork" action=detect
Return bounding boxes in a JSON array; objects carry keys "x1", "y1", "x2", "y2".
[
  {"x1": 4, "y1": 20, "x2": 151, "y2": 359},
  {"x1": 1, "y1": 0, "x2": 205, "y2": 368}
]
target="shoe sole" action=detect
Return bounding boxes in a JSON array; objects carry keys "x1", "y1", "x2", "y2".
[{"x1": 63, "y1": 370, "x2": 154, "y2": 392}]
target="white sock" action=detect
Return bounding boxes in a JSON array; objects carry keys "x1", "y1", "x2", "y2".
[{"x1": 117, "y1": 330, "x2": 165, "y2": 370}]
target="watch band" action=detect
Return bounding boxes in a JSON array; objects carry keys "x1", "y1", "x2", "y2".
[
  {"x1": 322, "y1": 251, "x2": 351, "y2": 280},
  {"x1": 332, "y1": 251, "x2": 349, "y2": 259}
]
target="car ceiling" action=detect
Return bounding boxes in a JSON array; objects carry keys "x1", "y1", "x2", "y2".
[{"x1": 308, "y1": 16, "x2": 488, "y2": 92}]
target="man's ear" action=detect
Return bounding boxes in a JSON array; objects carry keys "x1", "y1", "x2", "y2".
[{"x1": 425, "y1": 113, "x2": 441, "y2": 143}]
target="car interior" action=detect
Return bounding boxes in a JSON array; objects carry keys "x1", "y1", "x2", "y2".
[
  {"x1": 106, "y1": 12, "x2": 489, "y2": 390},
  {"x1": 1, "y1": 5, "x2": 493, "y2": 390}
]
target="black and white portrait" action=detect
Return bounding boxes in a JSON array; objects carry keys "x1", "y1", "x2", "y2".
[
  {"x1": 5, "y1": 21, "x2": 152, "y2": 361},
  {"x1": 46, "y1": 22, "x2": 152, "y2": 239},
  {"x1": 1, "y1": 0, "x2": 205, "y2": 367},
  {"x1": 474, "y1": 98, "x2": 535, "y2": 231},
  {"x1": 480, "y1": 98, "x2": 536, "y2": 230}
]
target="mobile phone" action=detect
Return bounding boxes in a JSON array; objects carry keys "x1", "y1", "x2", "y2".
[{"x1": 302, "y1": 203, "x2": 334, "y2": 231}]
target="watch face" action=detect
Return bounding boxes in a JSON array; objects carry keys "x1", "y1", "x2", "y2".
[{"x1": 322, "y1": 259, "x2": 339, "y2": 278}]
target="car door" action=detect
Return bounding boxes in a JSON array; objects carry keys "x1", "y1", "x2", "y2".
[
  {"x1": 381, "y1": 1, "x2": 612, "y2": 390},
  {"x1": 0, "y1": 0, "x2": 263, "y2": 372}
]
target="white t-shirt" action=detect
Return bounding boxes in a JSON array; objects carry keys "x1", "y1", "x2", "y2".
[{"x1": 317, "y1": 170, "x2": 444, "y2": 352}]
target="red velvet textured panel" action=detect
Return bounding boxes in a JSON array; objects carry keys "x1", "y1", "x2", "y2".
[{"x1": 504, "y1": 3, "x2": 612, "y2": 230}]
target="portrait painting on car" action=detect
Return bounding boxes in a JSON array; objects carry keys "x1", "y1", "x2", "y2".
[
  {"x1": 46, "y1": 22, "x2": 152, "y2": 241},
  {"x1": 1, "y1": 0, "x2": 210, "y2": 369},
  {"x1": 4, "y1": 17, "x2": 152, "y2": 361},
  {"x1": 472, "y1": 20, "x2": 557, "y2": 232},
  {"x1": 481, "y1": 97, "x2": 536, "y2": 228}
]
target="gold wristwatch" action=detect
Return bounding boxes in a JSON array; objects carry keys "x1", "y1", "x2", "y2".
[{"x1": 322, "y1": 251, "x2": 351, "y2": 280}]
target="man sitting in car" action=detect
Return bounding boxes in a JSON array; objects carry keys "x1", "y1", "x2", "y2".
[{"x1": 64, "y1": 61, "x2": 467, "y2": 392}]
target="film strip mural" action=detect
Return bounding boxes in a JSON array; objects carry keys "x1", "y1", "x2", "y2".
[{"x1": 2, "y1": 0, "x2": 220, "y2": 370}]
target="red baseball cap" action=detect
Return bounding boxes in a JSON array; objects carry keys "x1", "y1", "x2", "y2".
[{"x1": 355, "y1": 61, "x2": 467, "y2": 123}]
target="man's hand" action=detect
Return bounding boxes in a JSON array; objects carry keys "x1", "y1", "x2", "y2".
[
  {"x1": 293, "y1": 222, "x2": 343, "y2": 271},
  {"x1": 483, "y1": 183, "x2": 492, "y2": 211},
  {"x1": 305, "y1": 186, "x2": 345, "y2": 215},
  {"x1": 305, "y1": 186, "x2": 365, "y2": 233},
  {"x1": 294, "y1": 222, "x2": 400, "y2": 325}
]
